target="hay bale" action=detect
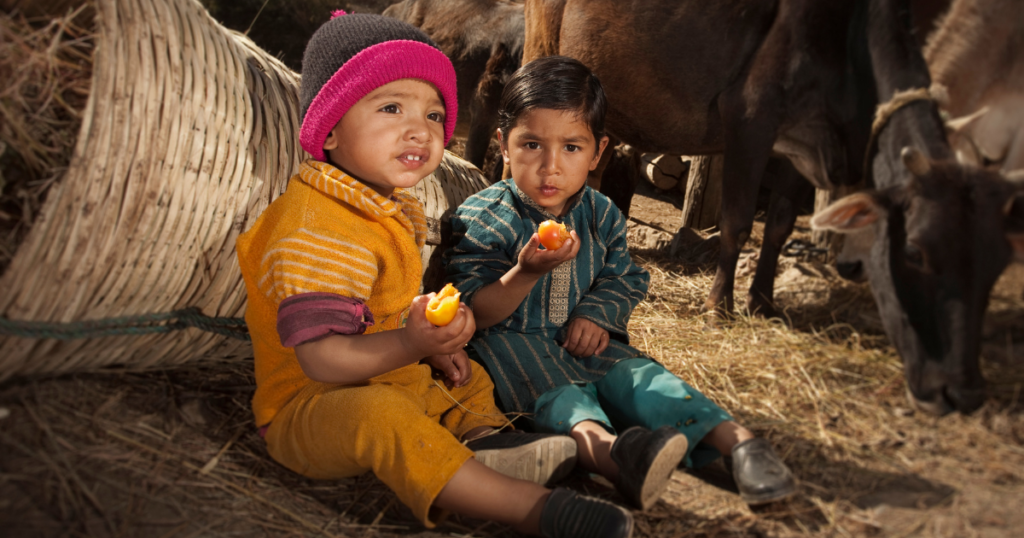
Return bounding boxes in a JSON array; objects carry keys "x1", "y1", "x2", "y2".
[{"x1": 0, "y1": 0, "x2": 489, "y2": 381}]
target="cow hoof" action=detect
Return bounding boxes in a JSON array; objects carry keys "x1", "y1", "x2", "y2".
[
  {"x1": 905, "y1": 386, "x2": 953, "y2": 417},
  {"x1": 746, "y1": 300, "x2": 780, "y2": 319},
  {"x1": 702, "y1": 317, "x2": 724, "y2": 332},
  {"x1": 745, "y1": 291, "x2": 783, "y2": 319},
  {"x1": 701, "y1": 307, "x2": 735, "y2": 331}
]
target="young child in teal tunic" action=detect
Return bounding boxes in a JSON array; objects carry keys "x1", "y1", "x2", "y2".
[{"x1": 445, "y1": 56, "x2": 797, "y2": 510}]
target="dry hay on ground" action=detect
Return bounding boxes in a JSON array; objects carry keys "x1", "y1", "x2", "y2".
[
  {"x1": 622, "y1": 183, "x2": 1024, "y2": 536},
  {"x1": 626, "y1": 250, "x2": 1024, "y2": 537},
  {"x1": 0, "y1": 6, "x2": 94, "y2": 274},
  {"x1": 2, "y1": 190, "x2": 1024, "y2": 537}
]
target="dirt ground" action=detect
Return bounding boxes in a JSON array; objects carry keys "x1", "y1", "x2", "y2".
[{"x1": 1, "y1": 173, "x2": 1023, "y2": 538}]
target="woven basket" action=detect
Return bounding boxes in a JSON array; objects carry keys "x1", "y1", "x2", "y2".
[
  {"x1": 413, "y1": 157, "x2": 490, "y2": 294},
  {"x1": 0, "y1": 0, "x2": 490, "y2": 381}
]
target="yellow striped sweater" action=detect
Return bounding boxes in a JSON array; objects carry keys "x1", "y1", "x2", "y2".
[{"x1": 236, "y1": 159, "x2": 427, "y2": 427}]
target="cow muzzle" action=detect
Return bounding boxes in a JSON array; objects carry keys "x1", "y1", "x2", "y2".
[{"x1": 836, "y1": 260, "x2": 865, "y2": 282}]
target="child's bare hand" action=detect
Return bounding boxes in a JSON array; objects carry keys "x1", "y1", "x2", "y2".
[
  {"x1": 518, "y1": 231, "x2": 580, "y2": 277},
  {"x1": 425, "y1": 349, "x2": 474, "y2": 388},
  {"x1": 561, "y1": 317, "x2": 609, "y2": 358},
  {"x1": 404, "y1": 295, "x2": 477, "y2": 358}
]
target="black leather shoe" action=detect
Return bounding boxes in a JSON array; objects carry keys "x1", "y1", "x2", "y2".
[
  {"x1": 466, "y1": 431, "x2": 577, "y2": 485},
  {"x1": 610, "y1": 426, "x2": 688, "y2": 510},
  {"x1": 540, "y1": 487, "x2": 633, "y2": 538},
  {"x1": 729, "y1": 438, "x2": 796, "y2": 505}
]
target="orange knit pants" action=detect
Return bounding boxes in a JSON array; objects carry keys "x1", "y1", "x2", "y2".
[{"x1": 263, "y1": 361, "x2": 507, "y2": 526}]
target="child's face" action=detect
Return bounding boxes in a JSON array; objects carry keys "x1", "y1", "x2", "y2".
[
  {"x1": 323, "y1": 78, "x2": 446, "y2": 197},
  {"x1": 500, "y1": 108, "x2": 609, "y2": 217}
]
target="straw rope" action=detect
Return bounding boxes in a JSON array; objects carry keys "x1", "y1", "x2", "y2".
[
  {"x1": 0, "y1": 0, "x2": 491, "y2": 380},
  {"x1": 0, "y1": 307, "x2": 249, "y2": 340},
  {"x1": 862, "y1": 86, "x2": 935, "y2": 186}
]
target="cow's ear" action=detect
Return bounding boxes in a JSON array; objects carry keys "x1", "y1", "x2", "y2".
[
  {"x1": 811, "y1": 192, "x2": 885, "y2": 233},
  {"x1": 1003, "y1": 191, "x2": 1024, "y2": 263}
]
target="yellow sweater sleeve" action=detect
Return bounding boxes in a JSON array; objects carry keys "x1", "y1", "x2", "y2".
[{"x1": 257, "y1": 227, "x2": 379, "y2": 304}]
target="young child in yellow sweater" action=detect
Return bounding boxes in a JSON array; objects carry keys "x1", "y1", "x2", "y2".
[{"x1": 235, "y1": 11, "x2": 634, "y2": 538}]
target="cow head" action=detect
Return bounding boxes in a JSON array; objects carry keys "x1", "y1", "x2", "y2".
[{"x1": 813, "y1": 147, "x2": 1024, "y2": 415}]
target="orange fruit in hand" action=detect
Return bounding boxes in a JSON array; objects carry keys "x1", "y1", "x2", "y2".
[
  {"x1": 425, "y1": 283, "x2": 461, "y2": 326},
  {"x1": 538, "y1": 220, "x2": 572, "y2": 250}
]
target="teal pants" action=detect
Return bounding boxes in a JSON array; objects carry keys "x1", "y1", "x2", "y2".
[{"x1": 529, "y1": 358, "x2": 733, "y2": 469}]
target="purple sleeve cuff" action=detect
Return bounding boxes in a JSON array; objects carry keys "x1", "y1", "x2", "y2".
[{"x1": 276, "y1": 292, "x2": 375, "y2": 348}]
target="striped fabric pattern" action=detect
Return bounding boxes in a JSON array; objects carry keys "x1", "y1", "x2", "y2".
[
  {"x1": 236, "y1": 159, "x2": 428, "y2": 427},
  {"x1": 296, "y1": 160, "x2": 427, "y2": 249},
  {"x1": 445, "y1": 179, "x2": 651, "y2": 412},
  {"x1": 254, "y1": 160, "x2": 427, "y2": 313},
  {"x1": 258, "y1": 228, "x2": 378, "y2": 302}
]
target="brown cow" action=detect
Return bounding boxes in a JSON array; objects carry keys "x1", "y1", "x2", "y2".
[
  {"x1": 384, "y1": 0, "x2": 525, "y2": 169},
  {"x1": 924, "y1": 0, "x2": 1024, "y2": 174},
  {"x1": 524, "y1": 0, "x2": 874, "y2": 317}
]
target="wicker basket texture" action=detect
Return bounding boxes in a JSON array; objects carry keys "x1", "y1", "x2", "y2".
[{"x1": 0, "y1": 0, "x2": 490, "y2": 380}]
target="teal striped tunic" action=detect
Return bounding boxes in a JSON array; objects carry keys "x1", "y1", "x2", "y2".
[{"x1": 445, "y1": 179, "x2": 650, "y2": 412}]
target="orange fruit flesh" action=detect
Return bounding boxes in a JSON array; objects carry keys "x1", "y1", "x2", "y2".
[
  {"x1": 425, "y1": 283, "x2": 461, "y2": 326},
  {"x1": 538, "y1": 220, "x2": 571, "y2": 250}
]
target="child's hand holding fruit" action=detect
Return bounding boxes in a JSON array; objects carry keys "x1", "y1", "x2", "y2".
[
  {"x1": 401, "y1": 284, "x2": 475, "y2": 388},
  {"x1": 402, "y1": 286, "x2": 475, "y2": 384},
  {"x1": 518, "y1": 219, "x2": 580, "y2": 277}
]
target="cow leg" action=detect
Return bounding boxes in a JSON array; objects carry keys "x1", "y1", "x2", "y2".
[
  {"x1": 747, "y1": 160, "x2": 812, "y2": 317},
  {"x1": 706, "y1": 92, "x2": 781, "y2": 315},
  {"x1": 464, "y1": 107, "x2": 498, "y2": 170},
  {"x1": 523, "y1": 0, "x2": 567, "y2": 64},
  {"x1": 586, "y1": 136, "x2": 616, "y2": 191},
  {"x1": 465, "y1": 43, "x2": 513, "y2": 169},
  {"x1": 594, "y1": 139, "x2": 642, "y2": 217}
]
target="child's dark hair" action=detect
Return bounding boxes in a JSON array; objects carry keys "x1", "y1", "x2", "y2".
[{"x1": 497, "y1": 55, "x2": 607, "y2": 146}]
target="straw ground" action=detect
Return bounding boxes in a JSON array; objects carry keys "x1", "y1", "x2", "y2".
[{"x1": 2, "y1": 176, "x2": 1022, "y2": 537}]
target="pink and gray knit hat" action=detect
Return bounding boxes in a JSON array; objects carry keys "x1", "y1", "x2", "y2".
[{"x1": 299, "y1": 11, "x2": 458, "y2": 161}]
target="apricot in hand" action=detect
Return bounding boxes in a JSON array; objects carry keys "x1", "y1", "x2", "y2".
[
  {"x1": 425, "y1": 283, "x2": 461, "y2": 326},
  {"x1": 538, "y1": 220, "x2": 571, "y2": 250}
]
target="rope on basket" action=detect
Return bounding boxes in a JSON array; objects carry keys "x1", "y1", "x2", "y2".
[{"x1": 0, "y1": 309, "x2": 250, "y2": 341}]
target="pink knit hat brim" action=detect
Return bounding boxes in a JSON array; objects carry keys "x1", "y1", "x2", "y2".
[{"x1": 300, "y1": 40, "x2": 458, "y2": 161}]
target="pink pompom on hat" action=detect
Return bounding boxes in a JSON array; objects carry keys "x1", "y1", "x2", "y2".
[{"x1": 298, "y1": 11, "x2": 458, "y2": 161}]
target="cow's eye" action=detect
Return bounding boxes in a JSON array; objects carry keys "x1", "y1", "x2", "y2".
[{"x1": 904, "y1": 243, "x2": 927, "y2": 270}]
